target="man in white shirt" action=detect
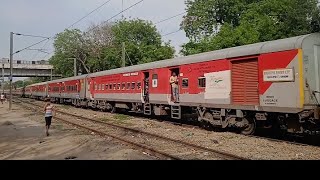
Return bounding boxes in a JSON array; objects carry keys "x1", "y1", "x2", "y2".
[
  {"x1": 0, "y1": 93, "x2": 5, "y2": 104},
  {"x1": 169, "y1": 72, "x2": 179, "y2": 103}
]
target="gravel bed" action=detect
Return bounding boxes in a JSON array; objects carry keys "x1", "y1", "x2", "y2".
[{"x1": 26, "y1": 99, "x2": 320, "y2": 160}]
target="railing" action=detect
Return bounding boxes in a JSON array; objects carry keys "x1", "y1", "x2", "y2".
[{"x1": 0, "y1": 59, "x2": 50, "y2": 65}]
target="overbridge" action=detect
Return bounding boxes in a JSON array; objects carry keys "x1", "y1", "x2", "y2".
[{"x1": 0, "y1": 58, "x2": 61, "y2": 78}]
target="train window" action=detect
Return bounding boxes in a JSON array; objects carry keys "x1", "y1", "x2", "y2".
[
  {"x1": 113, "y1": 83, "x2": 116, "y2": 90},
  {"x1": 109, "y1": 84, "x2": 112, "y2": 90},
  {"x1": 182, "y1": 78, "x2": 189, "y2": 88},
  {"x1": 152, "y1": 74, "x2": 158, "y2": 88},
  {"x1": 105, "y1": 84, "x2": 108, "y2": 90},
  {"x1": 127, "y1": 82, "x2": 130, "y2": 90},
  {"x1": 131, "y1": 82, "x2": 136, "y2": 90},
  {"x1": 152, "y1": 74, "x2": 158, "y2": 79},
  {"x1": 137, "y1": 82, "x2": 141, "y2": 90},
  {"x1": 198, "y1": 77, "x2": 206, "y2": 88},
  {"x1": 102, "y1": 84, "x2": 104, "y2": 90},
  {"x1": 117, "y1": 83, "x2": 121, "y2": 90},
  {"x1": 122, "y1": 83, "x2": 126, "y2": 90}
]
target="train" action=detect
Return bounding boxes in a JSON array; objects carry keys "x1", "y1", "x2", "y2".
[{"x1": 12, "y1": 33, "x2": 320, "y2": 136}]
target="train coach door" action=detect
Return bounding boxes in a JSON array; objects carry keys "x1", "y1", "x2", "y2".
[
  {"x1": 314, "y1": 45, "x2": 320, "y2": 103},
  {"x1": 231, "y1": 58, "x2": 259, "y2": 105},
  {"x1": 143, "y1": 71, "x2": 150, "y2": 103},
  {"x1": 169, "y1": 68, "x2": 180, "y2": 103}
]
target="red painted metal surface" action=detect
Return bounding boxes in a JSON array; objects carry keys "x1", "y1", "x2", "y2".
[{"x1": 232, "y1": 59, "x2": 259, "y2": 105}]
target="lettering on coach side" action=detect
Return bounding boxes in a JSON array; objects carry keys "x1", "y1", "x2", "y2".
[
  {"x1": 123, "y1": 72, "x2": 139, "y2": 77},
  {"x1": 263, "y1": 68, "x2": 295, "y2": 82},
  {"x1": 263, "y1": 96, "x2": 278, "y2": 105}
]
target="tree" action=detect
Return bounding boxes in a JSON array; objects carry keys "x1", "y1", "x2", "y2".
[
  {"x1": 49, "y1": 19, "x2": 175, "y2": 77},
  {"x1": 111, "y1": 19, "x2": 175, "y2": 65},
  {"x1": 181, "y1": 0, "x2": 320, "y2": 55},
  {"x1": 49, "y1": 29, "x2": 90, "y2": 77}
]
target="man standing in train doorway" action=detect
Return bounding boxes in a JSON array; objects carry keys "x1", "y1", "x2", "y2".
[{"x1": 170, "y1": 72, "x2": 179, "y2": 103}]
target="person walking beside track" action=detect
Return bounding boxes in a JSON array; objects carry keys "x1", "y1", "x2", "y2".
[
  {"x1": 0, "y1": 93, "x2": 5, "y2": 104},
  {"x1": 44, "y1": 99, "x2": 55, "y2": 136}
]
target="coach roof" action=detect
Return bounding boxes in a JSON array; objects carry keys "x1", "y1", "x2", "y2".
[
  {"x1": 88, "y1": 33, "x2": 319, "y2": 78},
  {"x1": 47, "y1": 74, "x2": 89, "y2": 84},
  {"x1": 26, "y1": 81, "x2": 47, "y2": 87}
]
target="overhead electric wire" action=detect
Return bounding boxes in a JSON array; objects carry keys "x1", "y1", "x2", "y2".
[
  {"x1": 43, "y1": 0, "x2": 144, "y2": 60},
  {"x1": 35, "y1": 0, "x2": 114, "y2": 60},
  {"x1": 162, "y1": 29, "x2": 182, "y2": 37},
  {"x1": 13, "y1": 38, "x2": 50, "y2": 55},
  {"x1": 155, "y1": 11, "x2": 186, "y2": 25},
  {"x1": 66, "y1": 0, "x2": 113, "y2": 29},
  {"x1": 88, "y1": 0, "x2": 144, "y2": 32},
  {"x1": 31, "y1": 38, "x2": 50, "y2": 60},
  {"x1": 14, "y1": 33, "x2": 50, "y2": 39}
]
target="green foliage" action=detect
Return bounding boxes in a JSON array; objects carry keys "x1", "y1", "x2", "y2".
[
  {"x1": 12, "y1": 77, "x2": 49, "y2": 89},
  {"x1": 182, "y1": 0, "x2": 320, "y2": 55},
  {"x1": 49, "y1": 19, "x2": 175, "y2": 77},
  {"x1": 112, "y1": 19, "x2": 175, "y2": 65}
]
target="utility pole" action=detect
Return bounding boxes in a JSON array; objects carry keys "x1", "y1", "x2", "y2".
[
  {"x1": 122, "y1": 42, "x2": 126, "y2": 67},
  {"x1": 1, "y1": 63, "x2": 4, "y2": 94},
  {"x1": 50, "y1": 68, "x2": 53, "y2": 81},
  {"x1": 9, "y1": 32, "x2": 13, "y2": 110},
  {"x1": 73, "y1": 58, "x2": 77, "y2": 76}
]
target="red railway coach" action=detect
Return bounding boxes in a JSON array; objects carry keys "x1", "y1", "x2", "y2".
[
  {"x1": 24, "y1": 33, "x2": 320, "y2": 135},
  {"x1": 29, "y1": 82, "x2": 47, "y2": 100},
  {"x1": 48, "y1": 75, "x2": 88, "y2": 105},
  {"x1": 24, "y1": 86, "x2": 32, "y2": 97}
]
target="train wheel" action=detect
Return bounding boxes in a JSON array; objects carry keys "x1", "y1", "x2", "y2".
[
  {"x1": 240, "y1": 117, "x2": 256, "y2": 135},
  {"x1": 111, "y1": 106, "x2": 117, "y2": 114}
]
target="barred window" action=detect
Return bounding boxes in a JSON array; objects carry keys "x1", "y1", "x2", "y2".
[
  {"x1": 182, "y1": 78, "x2": 189, "y2": 88},
  {"x1": 137, "y1": 82, "x2": 141, "y2": 90},
  {"x1": 198, "y1": 77, "x2": 206, "y2": 88}
]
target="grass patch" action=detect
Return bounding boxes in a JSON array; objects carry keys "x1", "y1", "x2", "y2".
[
  {"x1": 99, "y1": 114, "x2": 133, "y2": 126},
  {"x1": 54, "y1": 124, "x2": 64, "y2": 130},
  {"x1": 99, "y1": 117, "x2": 111, "y2": 122},
  {"x1": 60, "y1": 105, "x2": 70, "y2": 109},
  {"x1": 113, "y1": 114, "x2": 131, "y2": 121}
]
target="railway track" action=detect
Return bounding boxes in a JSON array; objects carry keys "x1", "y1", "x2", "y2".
[
  {"x1": 15, "y1": 96, "x2": 320, "y2": 149},
  {"x1": 14, "y1": 98, "x2": 248, "y2": 160}
]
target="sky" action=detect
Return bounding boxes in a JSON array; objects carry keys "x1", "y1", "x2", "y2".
[{"x1": 0, "y1": 0, "x2": 189, "y2": 62}]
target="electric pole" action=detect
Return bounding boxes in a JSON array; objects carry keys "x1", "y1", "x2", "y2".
[
  {"x1": 1, "y1": 63, "x2": 4, "y2": 94},
  {"x1": 9, "y1": 32, "x2": 13, "y2": 110},
  {"x1": 122, "y1": 42, "x2": 126, "y2": 67},
  {"x1": 50, "y1": 68, "x2": 53, "y2": 81},
  {"x1": 74, "y1": 58, "x2": 77, "y2": 76}
]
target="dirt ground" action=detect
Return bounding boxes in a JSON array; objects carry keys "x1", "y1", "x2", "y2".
[{"x1": 0, "y1": 102, "x2": 157, "y2": 160}]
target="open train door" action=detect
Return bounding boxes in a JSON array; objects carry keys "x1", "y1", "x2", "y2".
[
  {"x1": 86, "y1": 77, "x2": 94, "y2": 100},
  {"x1": 167, "y1": 67, "x2": 180, "y2": 104},
  {"x1": 142, "y1": 71, "x2": 150, "y2": 104}
]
